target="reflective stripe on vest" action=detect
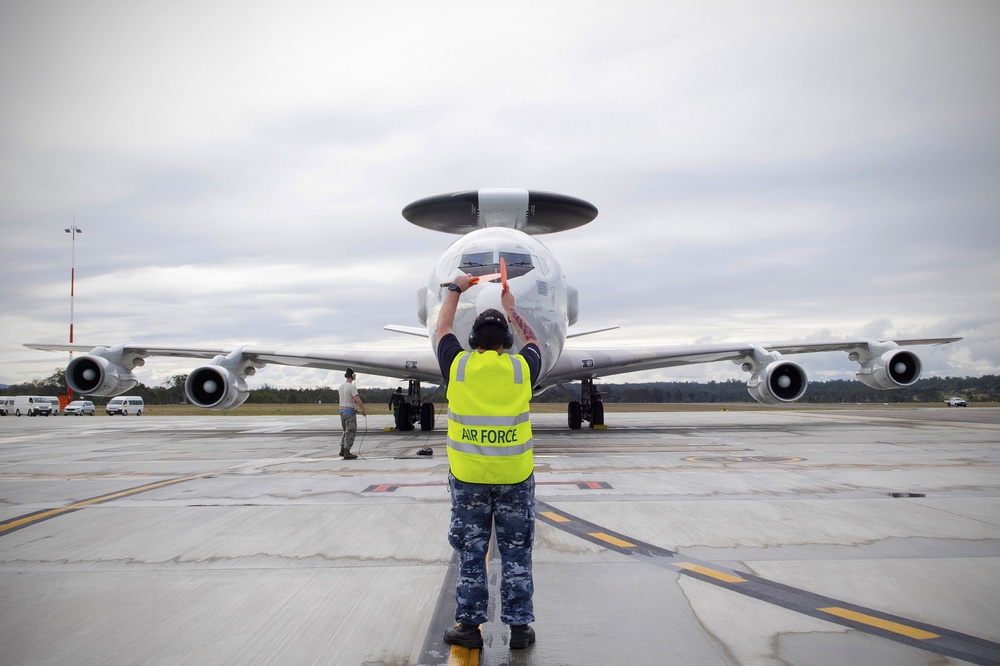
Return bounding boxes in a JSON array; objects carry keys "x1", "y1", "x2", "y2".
[
  {"x1": 447, "y1": 439, "x2": 533, "y2": 457},
  {"x1": 447, "y1": 410, "x2": 531, "y2": 427}
]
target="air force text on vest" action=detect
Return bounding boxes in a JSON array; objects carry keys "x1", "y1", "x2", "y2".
[{"x1": 461, "y1": 427, "x2": 519, "y2": 444}]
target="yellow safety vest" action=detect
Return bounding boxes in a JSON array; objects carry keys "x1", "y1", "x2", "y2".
[{"x1": 447, "y1": 350, "x2": 534, "y2": 484}]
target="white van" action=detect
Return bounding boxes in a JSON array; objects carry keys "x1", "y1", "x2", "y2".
[
  {"x1": 0, "y1": 398, "x2": 12, "y2": 416},
  {"x1": 106, "y1": 396, "x2": 144, "y2": 416},
  {"x1": 40, "y1": 396, "x2": 61, "y2": 416},
  {"x1": 11, "y1": 396, "x2": 50, "y2": 416}
]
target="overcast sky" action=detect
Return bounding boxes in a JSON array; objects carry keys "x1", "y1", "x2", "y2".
[{"x1": 1, "y1": 0, "x2": 998, "y2": 391}]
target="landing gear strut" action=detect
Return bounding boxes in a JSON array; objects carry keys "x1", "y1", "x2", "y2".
[
  {"x1": 567, "y1": 377, "x2": 604, "y2": 430},
  {"x1": 395, "y1": 380, "x2": 438, "y2": 431}
]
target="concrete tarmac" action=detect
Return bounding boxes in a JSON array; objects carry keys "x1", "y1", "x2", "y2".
[{"x1": 1, "y1": 407, "x2": 998, "y2": 665}]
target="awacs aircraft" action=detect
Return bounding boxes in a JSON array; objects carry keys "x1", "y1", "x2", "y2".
[{"x1": 27, "y1": 188, "x2": 961, "y2": 430}]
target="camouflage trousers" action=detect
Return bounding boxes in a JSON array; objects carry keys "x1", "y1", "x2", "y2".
[
  {"x1": 448, "y1": 473, "x2": 535, "y2": 626},
  {"x1": 339, "y1": 410, "x2": 357, "y2": 450}
]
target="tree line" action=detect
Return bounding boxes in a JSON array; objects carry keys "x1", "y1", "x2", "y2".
[
  {"x1": 579, "y1": 375, "x2": 998, "y2": 405},
  {"x1": 3, "y1": 369, "x2": 997, "y2": 406}
]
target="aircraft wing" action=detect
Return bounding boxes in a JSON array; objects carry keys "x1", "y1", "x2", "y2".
[
  {"x1": 544, "y1": 337, "x2": 962, "y2": 385},
  {"x1": 25, "y1": 343, "x2": 445, "y2": 385}
]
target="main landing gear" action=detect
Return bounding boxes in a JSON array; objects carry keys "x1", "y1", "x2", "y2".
[
  {"x1": 394, "y1": 379, "x2": 604, "y2": 432},
  {"x1": 394, "y1": 380, "x2": 438, "y2": 432},
  {"x1": 566, "y1": 377, "x2": 604, "y2": 430}
]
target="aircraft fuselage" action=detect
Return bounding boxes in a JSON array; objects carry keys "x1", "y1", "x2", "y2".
[{"x1": 422, "y1": 227, "x2": 570, "y2": 386}]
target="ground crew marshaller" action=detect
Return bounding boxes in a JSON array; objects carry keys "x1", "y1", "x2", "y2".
[
  {"x1": 338, "y1": 368, "x2": 366, "y2": 460},
  {"x1": 436, "y1": 272, "x2": 542, "y2": 650}
]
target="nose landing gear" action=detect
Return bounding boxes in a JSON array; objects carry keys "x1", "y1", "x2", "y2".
[
  {"x1": 567, "y1": 377, "x2": 604, "y2": 430},
  {"x1": 394, "y1": 380, "x2": 439, "y2": 431}
]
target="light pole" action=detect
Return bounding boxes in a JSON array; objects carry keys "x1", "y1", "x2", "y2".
[{"x1": 64, "y1": 219, "x2": 82, "y2": 401}]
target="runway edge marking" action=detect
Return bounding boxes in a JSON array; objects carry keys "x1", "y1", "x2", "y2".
[
  {"x1": 0, "y1": 473, "x2": 212, "y2": 537},
  {"x1": 535, "y1": 501, "x2": 1000, "y2": 666}
]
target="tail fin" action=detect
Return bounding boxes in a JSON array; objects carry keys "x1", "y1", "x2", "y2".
[{"x1": 402, "y1": 188, "x2": 598, "y2": 235}]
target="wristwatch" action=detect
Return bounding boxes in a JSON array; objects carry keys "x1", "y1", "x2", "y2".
[{"x1": 448, "y1": 283, "x2": 462, "y2": 294}]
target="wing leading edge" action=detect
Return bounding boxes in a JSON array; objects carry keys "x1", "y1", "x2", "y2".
[
  {"x1": 547, "y1": 337, "x2": 961, "y2": 384},
  {"x1": 24, "y1": 343, "x2": 443, "y2": 408}
]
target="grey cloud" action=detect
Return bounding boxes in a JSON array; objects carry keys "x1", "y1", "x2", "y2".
[{"x1": 2, "y1": 1, "x2": 998, "y2": 387}]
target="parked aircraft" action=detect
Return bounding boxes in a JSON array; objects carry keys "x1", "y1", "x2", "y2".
[{"x1": 27, "y1": 188, "x2": 961, "y2": 430}]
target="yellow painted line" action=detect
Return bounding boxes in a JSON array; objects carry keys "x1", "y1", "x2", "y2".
[
  {"x1": 0, "y1": 473, "x2": 211, "y2": 535},
  {"x1": 539, "y1": 511, "x2": 571, "y2": 523},
  {"x1": 589, "y1": 532, "x2": 636, "y2": 548},
  {"x1": 819, "y1": 607, "x2": 940, "y2": 640},
  {"x1": 448, "y1": 646, "x2": 479, "y2": 665},
  {"x1": 673, "y1": 561, "x2": 748, "y2": 583}
]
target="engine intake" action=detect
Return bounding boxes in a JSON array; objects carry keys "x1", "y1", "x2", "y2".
[
  {"x1": 66, "y1": 350, "x2": 139, "y2": 396},
  {"x1": 747, "y1": 360, "x2": 808, "y2": 405},
  {"x1": 856, "y1": 349, "x2": 922, "y2": 389},
  {"x1": 185, "y1": 366, "x2": 249, "y2": 410}
]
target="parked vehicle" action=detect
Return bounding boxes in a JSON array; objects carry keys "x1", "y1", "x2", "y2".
[
  {"x1": 11, "y1": 396, "x2": 51, "y2": 416},
  {"x1": 64, "y1": 400, "x2": 96, "y2": 416},
  {"x1": 945, "y1": 397, "x2": 967, "y2": 407},
  {"x1": 106, "y1": 396, "x2": 144, "y2": 416},
  {"x1": 0, "y1": 398, "x2": 11, "y2": 416},
  {"x1": 39, "y1": 396, "x2": 61, "y2": 416}
]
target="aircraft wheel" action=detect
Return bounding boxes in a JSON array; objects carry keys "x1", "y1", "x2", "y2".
[
  {"x1": 568, "y1": 401, "x2": 582, "y2": 430},
  {"x1": 396, "y1": 402, "x2": 413, "y2": 431},
  {"x1": 591, "y1": 401, "x2": 604, "y2": 427},
  {"x1": 420, "y1": 403, "x2": 435, "y2": 431}
]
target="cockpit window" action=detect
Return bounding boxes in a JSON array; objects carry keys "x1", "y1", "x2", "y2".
[
  {"x1": 499, "y1": 251, "x2": 534, "y2": 278},
  {"x1": 460, "y1": 252, "x2": 495, "y2": 274},
  {"x1": 458, "y1": 250, "x2": 536, "y2": 279}
]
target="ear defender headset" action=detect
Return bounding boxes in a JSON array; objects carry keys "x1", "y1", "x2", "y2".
[{"x1": 469, "y1": 310, "x2": 514, "y2": 350}]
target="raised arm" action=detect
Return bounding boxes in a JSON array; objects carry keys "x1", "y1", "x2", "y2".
[
  {"x1": 436, "y1": 273, "x2": 477, "y2": 340},
  {"x1": 502, "y1": 289, "x2": 539, "y2": 347}
]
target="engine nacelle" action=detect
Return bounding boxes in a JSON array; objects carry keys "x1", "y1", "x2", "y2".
[
  {"x1": 184, "y1": 348, "x2": 260, "y2": 410},
  {"x1": 66, "y1": 349, "x2": 140, "y2": 396},
  {"x1": 856, "y1": 349, "x2": 922, "y2": 390},
  {"x1": 746, "y1": 360, "x2": 808, "y2": 405},
  {"x1": 185, "y1": 365, "x2": 249, "y2": 410}
]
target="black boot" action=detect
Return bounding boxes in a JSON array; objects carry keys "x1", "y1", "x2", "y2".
[
  {"x1": 443, "y1": 623, "x2": 483, "y2": 649},
  {"x1": 510, "y1": 624, "x2": 535, "y2": 649},
  {"x1": 342, "y1": 448, "x2": 358, "y2": 460}
]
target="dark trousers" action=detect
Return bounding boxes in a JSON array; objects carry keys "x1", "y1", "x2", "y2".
[{"x1": 448, "y1": 473, "x2": 535, "y2": 626}]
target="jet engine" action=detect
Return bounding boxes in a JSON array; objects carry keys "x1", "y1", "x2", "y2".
[
  {"x1": 853, "y1": 343, "x2": 922, "y2": 390},
  {"x1": 184, "y1": 348, "x2": 261, "y2": 410},
  {"x1": 739, "y1": 346, "x2": 808, "y2": 405},
  {"x1": 747, "y1": 360, "x2": 808, "y2": 404},
  {"x1": 66, "y1": 346, "x2": 141, "y2": 396},
  {"x1": 185, "y1": 366, "x2": 249, "y2": 410}
]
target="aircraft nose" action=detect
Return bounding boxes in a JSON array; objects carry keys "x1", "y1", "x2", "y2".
[{"x1": 474, "y1": 282, "x2": 505, "y2": 315}]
